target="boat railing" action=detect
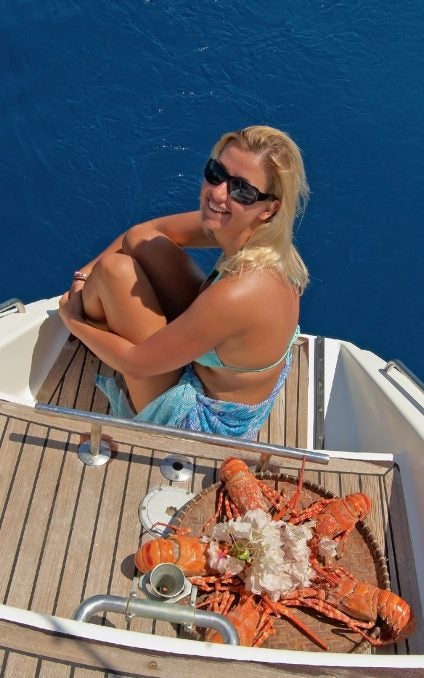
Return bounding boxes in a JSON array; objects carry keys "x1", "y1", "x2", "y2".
[
  {"x1": 384, "y1": 359, "x2": 424, "y2": 395},
  {"x1": 72, "y1": 593, "x2": 239, "y2": 645},
  {"x1": 0, "y1": 298, "x2": 25, "y2": 318},
  {"x1": 35, "y1": 402, "x2": 330, "y2": 469}
]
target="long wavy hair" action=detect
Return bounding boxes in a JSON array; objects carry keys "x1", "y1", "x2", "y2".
[{"x1": 211, "y1": 125, "x2": 309, "y2": 293}]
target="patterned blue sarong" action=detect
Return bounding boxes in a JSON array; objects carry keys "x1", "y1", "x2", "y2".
[{"x1": 95, "y1": 352, "x2": 293, "y2": 440}]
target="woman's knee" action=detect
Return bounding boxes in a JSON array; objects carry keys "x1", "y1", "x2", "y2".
[
  {"x1": 83, "y1": 253, "x2": 143, "y2": 313},
  {"x1": 93, "y1": 251, "x2": 140, "y2": 285},
  {"x1": 122, "y1": 222, "x2": 155, "y2": 257}
]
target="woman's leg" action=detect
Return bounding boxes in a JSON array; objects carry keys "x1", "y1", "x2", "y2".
[
  {"x1": 81, "y1": 252, "x2": 187, "y2": 411},
  {"x1": 122, "y1": 224, "x2": 207, "y2": 321}
]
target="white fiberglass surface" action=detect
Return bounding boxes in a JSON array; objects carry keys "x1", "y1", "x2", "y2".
[
  {"x1": 0, "y1": 296, "x2": 68, "y2": 402},
  {"x1": 323, "y1": 340, "x2": 424, "y2": 617}
]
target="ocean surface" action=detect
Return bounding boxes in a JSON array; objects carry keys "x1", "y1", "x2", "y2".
[{"x1": 1, "y1": 1, "x2": 423, "y2": 378}]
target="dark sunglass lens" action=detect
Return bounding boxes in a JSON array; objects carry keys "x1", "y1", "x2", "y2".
[
  {"x1": 204, "y1": 159, "x2": 226, "y2": 186},
  {"x1": 230, "y1": 182, "x2": 257, "y2": 205}
]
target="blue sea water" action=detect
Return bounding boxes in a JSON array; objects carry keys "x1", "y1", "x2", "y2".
[{"x1": 1, "y1": 1, "x2": 423, "y2": 378}]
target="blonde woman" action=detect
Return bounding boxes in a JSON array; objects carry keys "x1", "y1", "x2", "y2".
[{"x1": 59, "y1": 125, "x2": 309, "y2": 439}]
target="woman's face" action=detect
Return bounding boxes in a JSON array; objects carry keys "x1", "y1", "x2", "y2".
[{"x1": 200, "y1": 142, "x2": 279, "y2": 255}]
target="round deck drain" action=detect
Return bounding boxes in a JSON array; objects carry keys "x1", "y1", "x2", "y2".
[
  {"x1": 139, "y1": 486, "x2": 195, "y2": 535},
  {"x1": 160, "y1": 454, "x2": 193, "y2": 482}
]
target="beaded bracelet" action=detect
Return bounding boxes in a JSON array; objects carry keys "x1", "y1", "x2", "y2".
[{"x1": 73, "y1": 271, "x2": 88, "y2": 282}]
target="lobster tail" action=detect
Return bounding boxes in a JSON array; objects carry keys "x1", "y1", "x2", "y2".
[
  {"x1": 134, "y1": 535, "x2": 208, "y2": 576},
  {"x1": 377, "y1": 588, "x2": 417, "y2": 644}
]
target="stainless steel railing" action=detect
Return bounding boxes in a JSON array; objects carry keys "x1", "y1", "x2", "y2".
[
  {"x1": 384, "y1": 359, "x2": 424, "y2": 394},
  {"x1": 73, "y1": 594, "x2": 239, "y2": 645},
  {"x1": 0, "y1": 298, "x2": 25, "y2": 318},
  {"x1": 35, "y1": 402, "x2": 330, "y2": 467}
]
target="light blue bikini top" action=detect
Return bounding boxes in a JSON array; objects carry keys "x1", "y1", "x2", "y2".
[{"x1": 194, "y1": 267, "x2": 300, "y2": 373}]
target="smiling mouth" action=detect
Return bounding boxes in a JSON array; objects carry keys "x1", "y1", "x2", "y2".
[{"x1": 208, "y1": 199, "x2": 229, "y2": 214}]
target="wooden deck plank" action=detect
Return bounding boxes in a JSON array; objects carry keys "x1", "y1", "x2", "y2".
[
  {"x1": 319, "y1": 469, "x2": 342, "y2": 497},
  {"x1": 260, "y1": 339, "x2": 308, "y2": 474},
  {"x1": 268, "y1": 384, "x2": 286, "y2": 446},
  {"x1": 91, "y1": 359, "x2": 115, "y2": 415},
  {"x1": 52, "y1": 450, "x2": 107, "y2": 619},
  {"x1": 283, "y1": 343, "x2": 300, "y2": 446},
  {"x1": 0, "y1": 413, "x2": 8, "y2": 446},
  {"x1": 36, "y1": 339, "x2": 80, "y2": 404},
  {"x1": 0, "y1": 416, "x2": 29, "y2": 522},
  {"x1": 340, "y1": 471, "x2": 361, "y2": 496},
  {"x1": 192, "y1": 453, "x2": 218, "y2": 496},
  {"x1": 0, "y1": 418, "x2": 46, "y2": 604},
  {"x1": 297, "y1": 339, "x2": 309, "y2": 448},
  {"x1": 5, "y1": 423, "x2": 69, "y2": 610},
  {"x1": 29, "y1": 433, "x2": 85, "y2": 615},
  {"x1": 360, "y1": 473, "x2": 388, "y2": 568},
  {"x1": 384, "y1": 468, "x2": 424, "y2": 655},
  {"x1": 81, "y1": 445, "x2": 135, "y2": 626},
  {"x1": 73, "y1": 668, "x2": 104, "y2": 678},
  {"x1": 105, "y1": 444, "x2": 152, "y2": 611},
  {"x1": 73, "y1": 350, "x2": 103, "y2": 413},
  {"x1": 3, "y1": 650, "x2": 39, "y2": 676},
  {"x1": 41, "y1": 660, "x2": 71, "y2": 677},
  {"x1": 257, "y1": 413, "x2": 270, "y2": 443},
  {"x1": 53, "y1": 343, "x2": 87, "y2": 409}
]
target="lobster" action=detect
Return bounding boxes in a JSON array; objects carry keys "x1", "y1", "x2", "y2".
[
  {"x1": 289, "y1": 493, "x2": 372, "y2": 560},
  {"x1": 272, "y1": 566, "x2": 416, "y2": 646},
  {"x1": 135, "y1": 534, "x2": 209, "y2": 576},
  {"x1": 207, "y1": 457, "x2": 303, "y2": 525}
]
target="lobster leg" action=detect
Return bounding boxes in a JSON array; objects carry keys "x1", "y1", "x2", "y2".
[
  {"x1": 272, "y1": 456, "x2": 306, "y2": 521},
  {"x1": 253, "y1": 613, "x2": 276, "y2": 647},
  {"x1": 350, "y1": 627, "x2": 403, "y2": 647},
  {"x1": 204, "y1": 488, "x2": 242, "y2": 529},
  {"x1": 289, "y1": 498, "x2": 336, "y2": 525},
  {"x1": 263, "y1": 594, "x2": 329, "y2": 651},
  {"x1": 209, "y1": 590, "x2": 235, "y2": 616},
  {"x1": 203, "y1": 488, "x2": 226, "y2": 529},
  {"x1": 278, "y1": 594, "x2": 376, "y2": 641},
  {"x1": 224, "y1": 494, "x2": 241, "y2": 520},
  {"x1": 258, "y1": 482, "x2": 291, "y2": 516},
  {"x1": 190, "y1": 574, "x2": 242, "y2": 592},
  {"x1": 149, "y1": 521, "x2": 192, "y2": 535},
  {"x1": 285, "y1": 455, "x2": 306, "y2": 514}
]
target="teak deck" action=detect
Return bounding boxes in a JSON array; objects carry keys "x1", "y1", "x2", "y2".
[{"x1": 0, "y1": 338, "x2": 423, "y2": 677}]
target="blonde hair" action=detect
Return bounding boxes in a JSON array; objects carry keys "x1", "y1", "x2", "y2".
[{"x1": 211, "y1": 125, "x2": 309, "y2": 293}]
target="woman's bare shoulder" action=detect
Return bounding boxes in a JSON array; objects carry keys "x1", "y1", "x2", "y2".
[
  {"x1": 215, "y1": 268, "x2": 297, "y2": 304},
  {"x1": 195, "y1": 268, "x2": 298, "y2": 330}
]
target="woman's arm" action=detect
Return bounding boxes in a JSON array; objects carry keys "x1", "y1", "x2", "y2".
[
  {"x1": 59, "y1": 278, "x2": 240, "y2": 380},
  {"x1": 124, "y1": 211, "x2": 215, "y2": 252},
  {"x1": 75, "y1": 211, "x2": 214, "y2": 278},
  {"x1": 70, "y1": 211, "x2": 216, "y2": 298}
]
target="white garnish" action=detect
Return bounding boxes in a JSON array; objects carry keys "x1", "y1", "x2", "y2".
[
  {"x1": 318, "y1": 537, "x2": 339, "y2": 561},
  {"x1": 207, "y1": 508, "x2": 316, "y2": 601}
]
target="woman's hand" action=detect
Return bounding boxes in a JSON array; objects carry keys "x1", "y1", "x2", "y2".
[
  {"x1": 58, "y1": 289, "x2": 84, "y2": 330},
  {"x1": 69, "y1": 278, "x2": 86, "y2": 298}
]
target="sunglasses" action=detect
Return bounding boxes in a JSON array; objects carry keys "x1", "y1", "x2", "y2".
[{"x1": 204, "y1": 158, "x2": 276, "y2": 205}]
